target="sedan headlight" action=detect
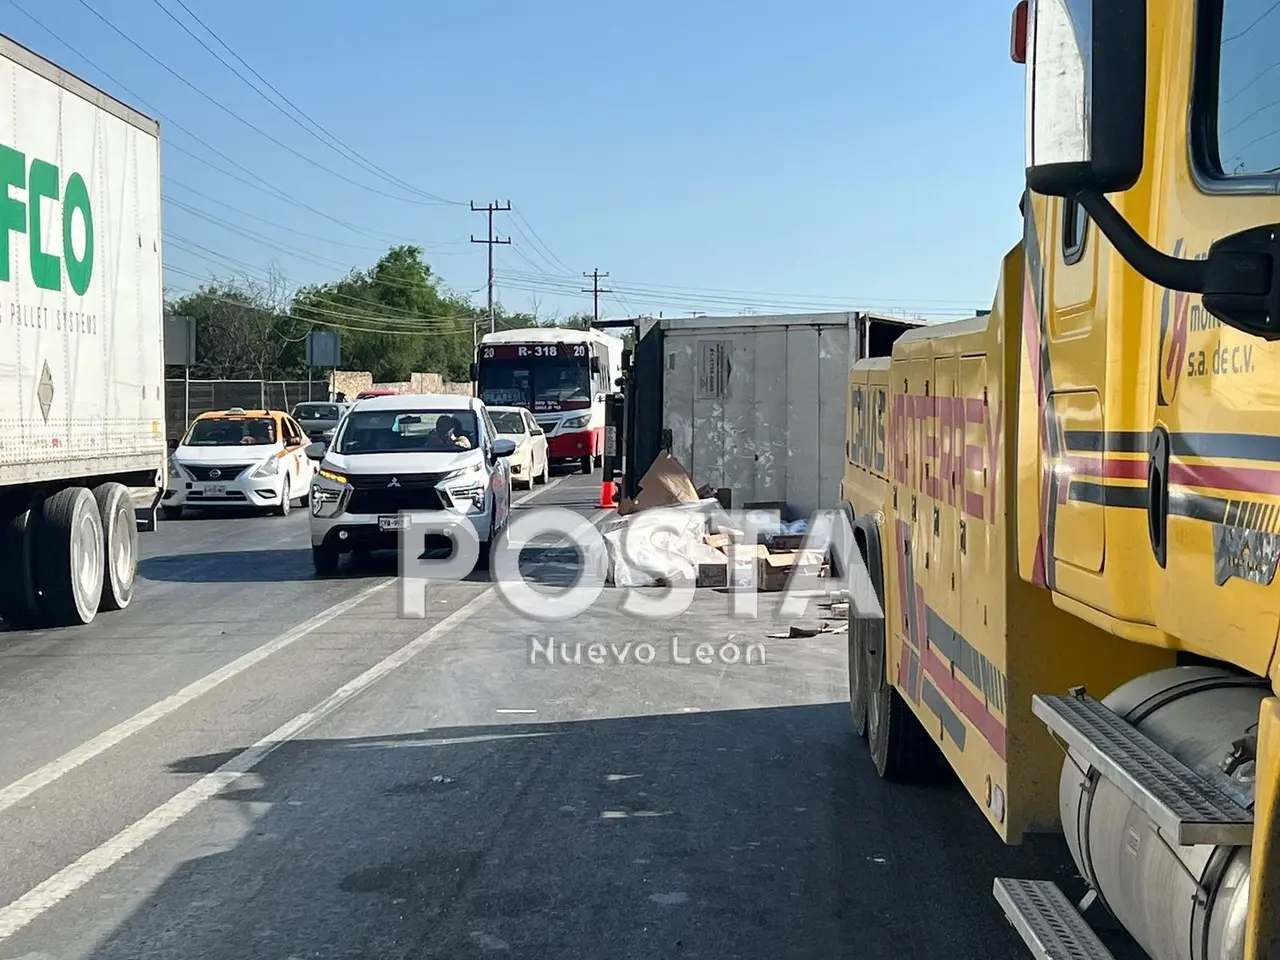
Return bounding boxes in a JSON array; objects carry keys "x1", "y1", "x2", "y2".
[
  {"x1": 167, "y1": 458, "x2": 190, "y2": 481},
  {"x1": 251, "y1": 456, "x2": 281, "y2": 478},
  {"x1": 562, "y1": 414, "x2": 590, "y2": 430}
]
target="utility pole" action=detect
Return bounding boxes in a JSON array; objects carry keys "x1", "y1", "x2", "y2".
[
  {"x1": 581, "y1": 268, "x2": 611, "y2": 324},
  {"x1": 470, "y1": 201, "x2": 511, "y2": 341}
]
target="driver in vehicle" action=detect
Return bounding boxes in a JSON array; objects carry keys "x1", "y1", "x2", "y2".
[{"x1": 431, "y1": 414, "x2": 473, "y2": 450}]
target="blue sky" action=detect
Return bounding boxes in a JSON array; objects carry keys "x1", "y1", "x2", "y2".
[{"x1": 8, "y1": 0, "x2": 1026, "y2": 322}]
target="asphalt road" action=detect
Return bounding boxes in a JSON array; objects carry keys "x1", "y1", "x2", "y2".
[{"x1": 0, "y1": 470, "x2": 1091, "y2": 960}]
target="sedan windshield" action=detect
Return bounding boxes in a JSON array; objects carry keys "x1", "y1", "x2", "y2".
[
  {"x1": 334, "y1": 410, "x2": 480, "y2": 455},
  {"x1": 489, "y1": 411, "x2": 526, "y2": 434},
  {"x1": 183, "y1": 418, "x2": 277, "y2": 446},
  {"x1": 293, "y1": 403, "x2": 341, "y2": 421}
]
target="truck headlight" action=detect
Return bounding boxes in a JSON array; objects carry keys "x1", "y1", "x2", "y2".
[{"x1": 562, "y1": 414, "x2": 590, "y2": 430}]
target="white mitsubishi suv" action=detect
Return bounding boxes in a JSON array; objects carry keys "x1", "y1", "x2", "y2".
[{"x1": 305, "y1": 394, "x2": 517, "y2": 575}]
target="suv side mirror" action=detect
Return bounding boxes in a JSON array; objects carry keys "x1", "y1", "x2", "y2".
[
  {"x1": 1018, "y1": 0, "x2": 1146, "y2": 198},
  {"x1": 304, "y1": 441, "x2": 327, "y2": 461}
]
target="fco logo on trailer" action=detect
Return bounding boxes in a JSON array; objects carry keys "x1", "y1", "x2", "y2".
[{"x1": 0, "y1": 144, "x2": 95, "y2": 295}]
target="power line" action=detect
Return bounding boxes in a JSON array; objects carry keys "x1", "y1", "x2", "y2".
[
  {"x1": 582, "y1": 269, "x2": 612, "y2": 323},
  {"x1": 5, "y1": 0, "x2": 426, "y2": 247},
  {"x1": 470, "y1": 201, "x2": 512, "y2": 341},
  {"x1": 149, "y1": 0, "x2": 464, "y2": 206},
  {"x1": 73, "y1": 0, "x2": 444, "y2": 205}
]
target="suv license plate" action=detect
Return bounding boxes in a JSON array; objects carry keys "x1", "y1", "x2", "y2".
[{"x1": 379, "y1": 515, "x2": 411, "y2": 531}]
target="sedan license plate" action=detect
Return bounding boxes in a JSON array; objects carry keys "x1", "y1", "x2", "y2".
[
  {"x1": 379, "y1": 515, "x2": 411, "y2": 531},
  {"x1": 203, "y1": 484, "x2": 227, "y2": 496}
]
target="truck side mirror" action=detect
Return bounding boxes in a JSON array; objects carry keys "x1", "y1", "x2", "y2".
[
  {"x1": 590, "y1": 356, "x2": 601, "y2": 374},
  {"x1": 469, "y1": 362, "x2": 478, "y2": 381},
  {"x1": 1020, "y1": 0, "x2": 1147, "y2": 198}
]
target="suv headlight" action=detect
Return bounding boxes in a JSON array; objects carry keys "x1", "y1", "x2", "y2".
[
  {"x1": 442, "y1": 463, "x2": 485, "y2": 484},
  {"x1": 252, "y1": 456, "x2": 281, "y2": 478},
  {"x1": 562, "y1": 414, "x2": 590, "y2": 430}
]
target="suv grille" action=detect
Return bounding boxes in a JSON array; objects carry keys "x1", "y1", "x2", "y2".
[
  {"x1": 182, "y1": 463, "x2": 252, "y2": 482},
  {"x1": 345, "y1": 472, "x2": 453, "y2": 515}
]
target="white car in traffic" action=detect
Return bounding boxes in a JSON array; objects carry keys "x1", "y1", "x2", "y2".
[
  {"x1": 162, "y1": 407, "x2": 316, "y2": 519},
  {"x1": 486, "y1": 405, "x2": 549, "y2": 489},
  {"x1": 306, "y1": 394, "x2": 516, "y2": 574}
]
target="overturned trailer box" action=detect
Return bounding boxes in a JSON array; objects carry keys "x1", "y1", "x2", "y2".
[{"x1": 622, "y1": 311, "x2": 928, "y2": 521}]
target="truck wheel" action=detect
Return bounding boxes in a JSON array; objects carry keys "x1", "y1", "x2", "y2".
[
  {"x1": 865, "y1": 609, "x2": 941, "y2": 782},
  {"x1": 37, "y1": 487, "x2": 105, "y2": 627},
  {"x1": 579, "y1": 455, "x2": 594, "y2": 475},
  {"x1": 93, "y1": 483, "x2": 139, "y2": 612},
  {"x1": 0, "y1": 497, "x2": 44, "y2": 629},
  {"x1": 848, "y1": 615, "x2": 869, "y2": 739},
  {"x1": 858, "y1": 520, "x2": 940, "y2": 782},
  {"x1": 312, "y1": 544, "x2": 339, "y2": 576}
]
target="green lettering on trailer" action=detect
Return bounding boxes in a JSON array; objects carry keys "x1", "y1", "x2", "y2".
[{"x1": 0, "y1": 144, "x2": 95, "y2": 295}]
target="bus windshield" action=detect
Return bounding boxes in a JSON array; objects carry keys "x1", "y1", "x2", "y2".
[{"x1": 478, "y1": 357, "x2": 591, "y2": 411}]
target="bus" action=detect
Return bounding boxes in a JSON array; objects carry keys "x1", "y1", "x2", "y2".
[{"x1": 473, "y1": 327, "x2": 625, "y2": 475}]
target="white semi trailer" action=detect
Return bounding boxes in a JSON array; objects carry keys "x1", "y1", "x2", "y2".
[{"x1": 0, "y1": 33, "x2": 166, "y2": 629}]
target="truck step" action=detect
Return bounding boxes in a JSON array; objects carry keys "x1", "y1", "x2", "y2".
[
  {"x1": 993, "y1": 878, "x2": 1115, "y2": 960},
  {"x1": 1032, "y1": 693, "x2": 1253, "y2": 846}
]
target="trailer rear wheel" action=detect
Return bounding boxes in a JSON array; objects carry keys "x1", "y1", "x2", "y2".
[
  {"x1": 93, "y1": 482, "x2": 138, "y2": 611},
  {"x1": 0, "y1": 496, "x2": 44, "y2": 628},
  {"x1": 37, "y1": 487, "x2": 105, "y2": 627}
]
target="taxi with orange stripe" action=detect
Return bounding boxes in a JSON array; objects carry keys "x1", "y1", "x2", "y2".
[{"x1": 161, "y1": 407, "x2": 317, "y2": 519}]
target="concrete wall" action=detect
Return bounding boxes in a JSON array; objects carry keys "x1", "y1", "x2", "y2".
[{"x1": 328, "y1": 370, "x2": 473, "y2": 399}]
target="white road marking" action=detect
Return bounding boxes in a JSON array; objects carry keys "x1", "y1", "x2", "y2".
[
  {"x1": 0, "y1": 590, "x2": 500, "y2": 942},
  {"x1": 0, "y1": 579, "x2": 393, "y2": 816},
  {"x1": 0, "y1": 477, "x2": 572, "y2": 815},
  {"x1": 494, "y1": 708, "x2": 537, "y2": 715},
  {"x1": 0, "y1": 472, "x2": 584, "y2": 939}
]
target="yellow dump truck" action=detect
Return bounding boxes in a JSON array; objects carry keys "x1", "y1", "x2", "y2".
[{"x1": 840, "y1": 3, "x2": 1280, "y2": 959}]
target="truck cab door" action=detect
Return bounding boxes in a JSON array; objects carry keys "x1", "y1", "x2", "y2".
[{"x1": 1024, "y1": 194, "x2": 1116, "y2": 608}]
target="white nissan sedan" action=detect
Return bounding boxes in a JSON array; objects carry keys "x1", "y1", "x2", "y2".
[
  {"x1": 162, "y1": 407, "x2": 316, "y2": 519},
  {"x1": 486, "y1": 405, "x2": 550, "y2": 489}
]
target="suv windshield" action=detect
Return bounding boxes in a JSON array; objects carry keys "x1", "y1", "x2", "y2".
[
  {"x1": 334, "y1": 410, "x2": 480, "y2": 455},
  {"x1": 292, "y1": 404, "x2": 341, "y2": 421},
  {"x1": 489, "y1": 411, "x2": 526, "y2": 434},
  {"x1": 183, "y1": 417, "x2": 277, "y2": 446}
]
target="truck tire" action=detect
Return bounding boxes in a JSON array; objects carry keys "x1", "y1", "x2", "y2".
[
  {"x1": 579, "y1": 455, "x2": 593, "y2": 475},
  {"x1": 37, "y1": 487, "x2": 106, "y2": 627},
  {"x1": 844, "y1": 505, "x2": 869, "y2": 737},
  {"x1": 0, "y1": 496, "x2": 44, "y2": 629},
  {"x1": 848, "y1": 616, "x2": 870, "y2": 739},
  {"x1": 859, "y1": 520, "x2": 940, "y2": 782},
  {"x1": 93, "y1": 482, "x2": 139, "y2": 611}
]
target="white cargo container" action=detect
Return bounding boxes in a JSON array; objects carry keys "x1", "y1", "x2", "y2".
[
  {"x1": 0, "y1": 33, "x2": 165, "y2": 629},
  {"x1": 659, "y1": 311, "x2": 927, "y2": 520}
]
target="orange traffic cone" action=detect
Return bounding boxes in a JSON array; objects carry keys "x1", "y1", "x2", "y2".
[{"x1": 598, "y1": 479, "x2": 618, "y2": 508}]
